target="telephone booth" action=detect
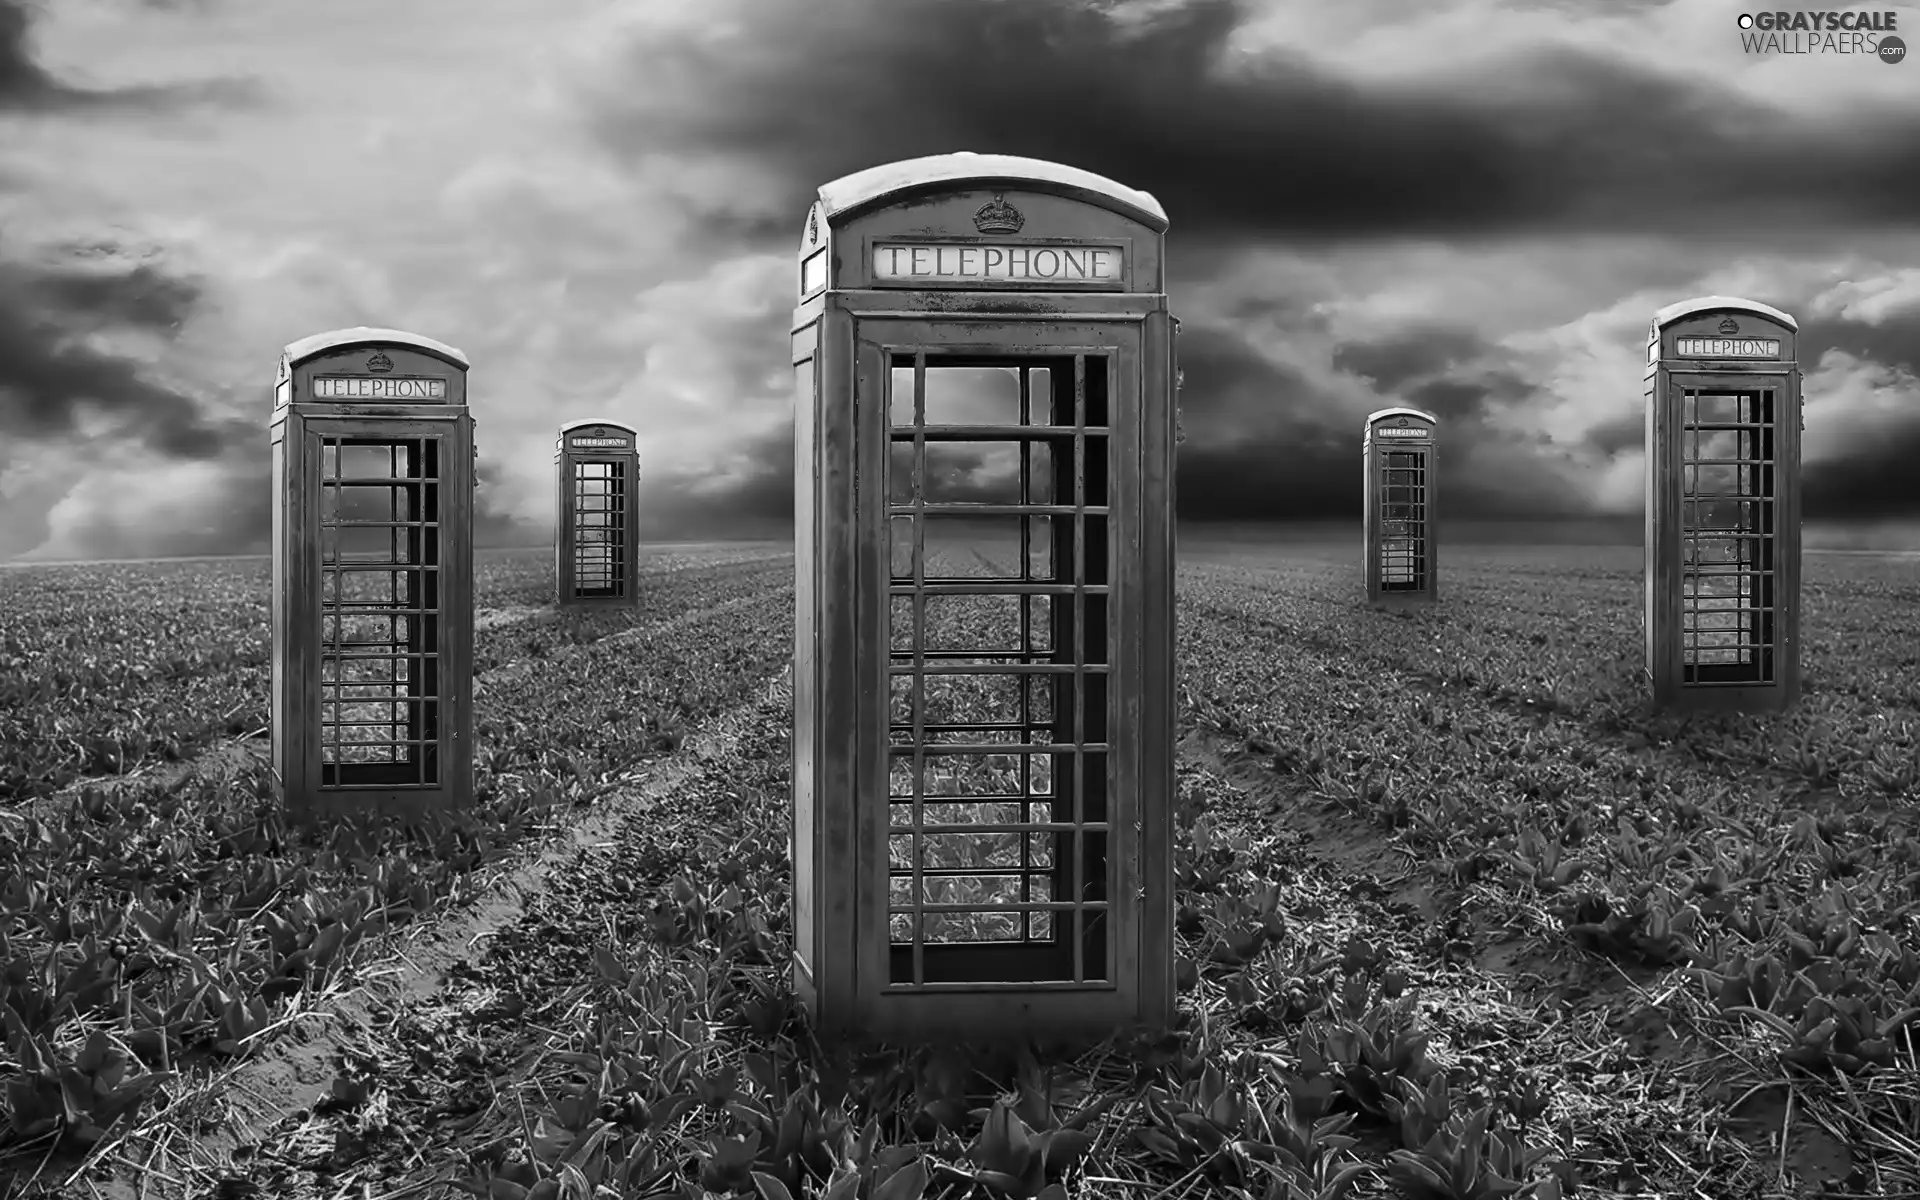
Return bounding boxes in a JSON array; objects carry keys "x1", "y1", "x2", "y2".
[
  {"x1": 555, "y1": 419, "x2": 640, "y2": 606},
  {"x1": 1644, "y1": 297, "x2": 1802, "y2": 713},
  {"x1": 790, "y1": 153, "x2": 1178, "y2": 1044},
  {"x1": 1362, "y1": 408, "x2": 1438, "y2": 604},
  {"x1": 270, "y1": 327, "x2": 476, "y2": 818}
]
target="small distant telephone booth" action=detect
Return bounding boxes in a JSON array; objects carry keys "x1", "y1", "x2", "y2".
[
  {"x1": 555, "y1": 419, "x2": 640, "y2": 606},
  {"x1": 270, "y1": 327, "x2": 476, "y2": 817},
  {"x1": 1645, "y1": 297, "x2": 1802, "y2": 712},
  {"x1": 1363, "y1": 408, "x2": 1438, "y2": 604},
  {"x1": 790, "y1": 153, "x2": 1178, "y2": 1044}
]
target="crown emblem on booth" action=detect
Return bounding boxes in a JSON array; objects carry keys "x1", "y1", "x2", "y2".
[
  {"x1": 973, "y1": 194, "x2": 1025, "y2": 235},
  {"x1": 1717, "y1": 316, "x2": 1740, "y2": 335},
  {"x1": 365, "y1": 350, "x2": 394, "y2": 373},
  {"x1": 807, "y1": 208, "x2": 819, "y2": 245}
]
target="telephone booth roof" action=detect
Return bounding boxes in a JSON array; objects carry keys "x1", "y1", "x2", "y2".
[
  {"x1": 815, "y1": 152, "x2": 1169, "y2": 232},
  {"x1": 1652, "y1": 296, "x2": 1798, "y2": 331},
  {"x1": 1365, "y1": 407, "x2": 1438, "y2": 427},
  {"x1": 283, "y1": 326, "x2": 471, "y2": 369},
  {"x1": 559, "y1": 418, "x2": 638, "y2": 435}
]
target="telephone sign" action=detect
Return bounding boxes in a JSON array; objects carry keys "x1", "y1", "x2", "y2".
[
  {"x1": 1673, "y1": 337, "x2": 1780, "y2": 359},
  {"x1": 869, "y1": 242, "x2": 1127, "y2": 286},
  {"x1": 312, "y1": 376, "x2": 449, "y2": 401}
]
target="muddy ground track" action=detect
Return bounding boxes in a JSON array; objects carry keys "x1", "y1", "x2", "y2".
[{"x1": 213, "y1": 683, "x2": 799, "y2": 1199}]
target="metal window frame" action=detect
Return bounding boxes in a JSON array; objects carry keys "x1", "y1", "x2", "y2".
[
  {"x1": 308, "y1": 427, "x2": 448, "y2": 791},
  {"x1": 569, "y1": 458, "x2": 628, "y2": 598},
  {"x1": 1377, "y1": 449, "x2": 1430, "y2": 592},
  {"x1": 880, "y1": 350, "x2": 1115, "y2": 991},
  {"x1": 1674, "y1": 382, "x2": 1779, "y2": 686}
]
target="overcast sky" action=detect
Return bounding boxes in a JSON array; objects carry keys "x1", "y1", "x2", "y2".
[{"x1": 3, "y1": 0, "x2": 1919, "y2": 559}]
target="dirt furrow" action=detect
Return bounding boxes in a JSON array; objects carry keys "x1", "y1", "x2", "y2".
[{"x1": 63, "y1": 668, "x2": 794, "y2": 1200}]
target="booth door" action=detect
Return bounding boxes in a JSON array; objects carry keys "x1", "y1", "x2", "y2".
[
  {"x1": 1669, "y1": 375, "x2": 1782, "y2": 687},
  {"x1": 308, "y1": 424, "x2": 447, "y2": 790},
  {"x1": 1378, "y1": 448, "x2": 1429, "y2": 591},
  {"x1": 569, "y1": 457, "x2": 628, "y2": 598},
  {"x1": 858, "y1": 323, "x2": 1146, "y2": 996}
]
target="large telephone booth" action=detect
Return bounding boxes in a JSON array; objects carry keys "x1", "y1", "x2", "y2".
[
  {"x1": 1362, "y1": 407, "x2": 1439, "y2": 604},
  {"x1": 271, "y1": 327, "x2": 476, "y2": 817},
  {"x1": 790, "y1": 153, "x2": 1178, "y2": 1043},
  {"x1": 1644, "y1": 297, "x2": 1802, "y2": 712},
  {"x1": 555, "y1": 419, "x2": 640, "y2": 606}
]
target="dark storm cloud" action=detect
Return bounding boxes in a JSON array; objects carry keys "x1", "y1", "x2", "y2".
[
  {"x1": 588, "y1": 0, "x2": 1920, "y2": 245},
  {"x1": 1331, "y1": 326, "x2": 1489, "y2": 393},
  {"x1": 1177, "y1": 323, "x2": 1322, "y2": 424},
  {"x1": 639, "y1": 420, "x2": 796, "y2": 537},
  {"x1": 0, "y1": 0, "x2": 56, "y2": 104},
  {"x1": 1796, "y1": 308, "x2": 1920, "y2": 520},
  {"x1": 1214, "y1": 289, "x2": 1328, "y2": 330},
  {"x1": 1801, "y1": 310, "x2": 1920, "y2": 378},
  {"x1": 1170, "y1": 324, "x2": 1355, "y2": 519},
  {"x1": 26, "y1": 447, "x2": 265, "y2": 561},
  {"x1": 474, "y1": 457, "x2": 546, "y2": 548},
  {"x1": 1175, "y1": 440, "x2": 1355, "y2": 521},
  {"x1": 1405, "y1": 379, "x2": 1492, "y2": 423},
  {"x1": 25, "y1": 262, "x2": 201, "y2": 330},
  {"x1": 1406, "y1": 366, "x2": 1543, "y2": 423},
  {"x1": 0, "y1": 253, "x2": 254, "y2": 459},
  {"x1": 1171, "y1": 321, "x2": 1588, "y2": 520},
  {"x1": 1326, "y1": 324, "x2": 1533, "y2": 428},
  {"x1": 0, "y1": 0, "x2": 256, "y2": 111},
  {"x1": 1584, "y1": 411, "x2": 1644, "y2": 458},
  {"x1": 1803, "y1": 422, "x2": 1920, "y2": 521}
]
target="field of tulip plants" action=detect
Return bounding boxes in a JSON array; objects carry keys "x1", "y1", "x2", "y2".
[{"x1": 1, "y1": 537, "x2": 1916, "y2": 1200}]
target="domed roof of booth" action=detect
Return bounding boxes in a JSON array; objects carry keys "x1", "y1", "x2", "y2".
[
  {"x1": 1365, "y1": 407, "x2": 1439, "y2": 426},
  {"x1": 283, "y1": 327, "x2": 471, "y2": 368},
  {"x1": 1653, "y1": 296, "x2": 1798, "y2": 329},
  {"x1": 815, "y1": 152, "x2": 1168, "y2": 233}
]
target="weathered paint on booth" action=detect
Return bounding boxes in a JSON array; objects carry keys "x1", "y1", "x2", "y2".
[
  {"x1": 792, "y1": 152, "x2": 1177, "y2": 1045},
  {"x1": 1644, "y1": 297, "x2": 1803, "y2": 713},
  {"x1": 270, "y1": 328, "x2": 475, "y2": 821}
]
